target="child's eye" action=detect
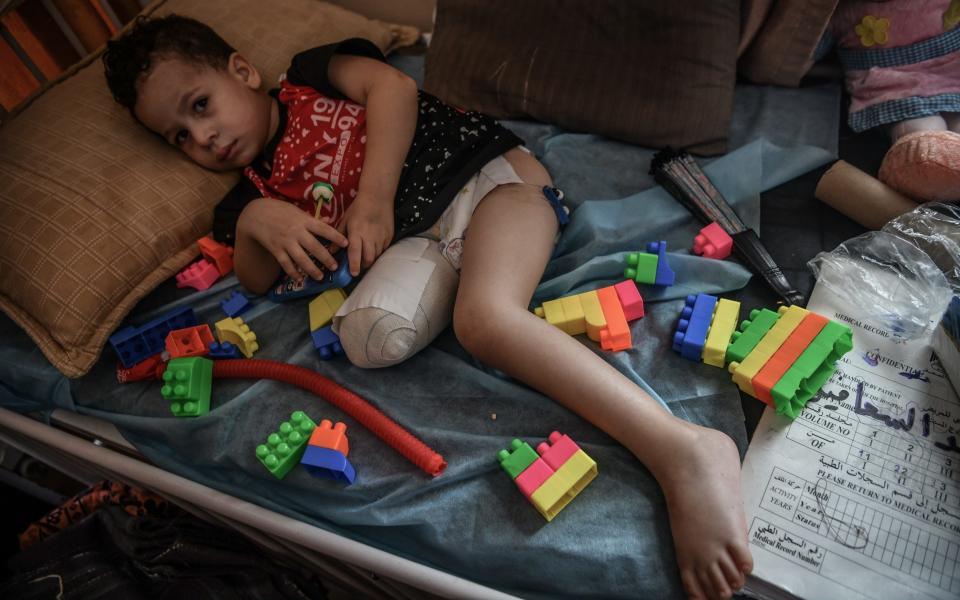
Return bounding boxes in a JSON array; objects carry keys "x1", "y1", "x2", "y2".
[
  {"x1": 174, "y1": 129, "x2": 188, "y2": 145},
  {"x1": 193, "y1": 97, "x2": 207, "y2": 113}
]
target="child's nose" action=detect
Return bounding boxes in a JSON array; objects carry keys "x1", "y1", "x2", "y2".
[{"x1": 192, "y1": 125, "x2": 217, "y2": 148}]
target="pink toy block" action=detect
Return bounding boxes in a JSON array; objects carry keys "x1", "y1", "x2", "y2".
[
  {"x1": 613, "y1": 280, "x2": 645, "y2": 321},
  {"x1": 693, "y1": 222, "x2": 732, "y2": 260},
  {"x1": 176, "y1": 258, "x2": 221, "y2": 291},
  {"x1": 515, "y1": 457, "x2": 555, "y2": 499},
  {"x1": 536, "y1": 431, "x2": 580, "y2": 471}
]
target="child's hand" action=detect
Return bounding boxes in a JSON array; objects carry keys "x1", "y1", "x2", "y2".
[
  {"x1": 238, "y1": 198, "x2": 348, "y2": 282},
  {"x1": 339, "y1": 196, "x2": 394, "y2": 276}
]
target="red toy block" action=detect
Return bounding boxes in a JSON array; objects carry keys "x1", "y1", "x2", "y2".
[
  {"x1": 308, "y1": 419, "x2": 349, "y2": 456},
  {"x1": 116, "y1": 354, "x2": 165, "y2": 383},
  {"x1": 515, "y1": 457, "x2": 555, "y2": 499},
  {"x1": 613, "y1": 280, "x2": 645, "y2": 321},
  {"x1": 753, "y1": 313, "x2": 828, "y2": 406},
  {"x1": 176, "y1": 258, "x2": 221, "y2": 291},
  {"x1": 165, "y1": 325, "x2": 214, "y2": 359},
  {"x1": 693, "y1": 222, "x2": 733, "y2": 260},
  {"x1": 536, "y1": 431, "x2": 581, "y2": 471},
  {"x1": 596, "y1": 286, "x2": 632, "y2": 351},
  {"x1": 198, "y1": 236, "x2": 235, "y2": 276}
]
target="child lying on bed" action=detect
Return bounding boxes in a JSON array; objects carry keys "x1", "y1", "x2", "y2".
[{"x1": 103, "y1": 15, "x2": 752, "y2": 599}]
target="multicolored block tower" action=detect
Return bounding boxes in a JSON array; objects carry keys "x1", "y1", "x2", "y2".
[
  {"x1": 672, "y1": 293, "x2": 742, "y2": 367},
  {"x1": 624, "y1": 240, "x2": 675, "y2": 286},
  {"x1": 533, "y1": 280, "x2": 644, "y2": 351},
  {"x1": 301, "y1": 419, "x2": 356, "y2": 484},
  {"x1": 497, "y1": 432, "x2": 597, "y2": 521}
]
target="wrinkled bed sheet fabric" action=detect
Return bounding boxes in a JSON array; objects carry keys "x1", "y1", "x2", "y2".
[{"x1": 0, "y1": 56, "x2": 838, "y2": 599}]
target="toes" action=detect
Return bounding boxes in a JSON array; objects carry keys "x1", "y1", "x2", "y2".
[
  {"x1": 708, "y1": 563, "x2": 733, "y2": 599},
  {"x1": 697, "y1": 569, "x2": 716, "y2": 600},
  {"x1": 729, "y1": 542, "x2": 754, "y2": 576},
  {"x1": 682, "y1": 569, "x2": 706, "y2": 600},
  {"x1": 718, "y1": 554, "x2": 745, "y2": 591}
]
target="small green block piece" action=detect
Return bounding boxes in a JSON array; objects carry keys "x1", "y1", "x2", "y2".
[
  {"x1": 256, "y1": 411, "x2": 317, "y2": 479},
  {"x1": 160, "y1": 357, "x2": 212, "y2": 417},
  {"x1": 497, "y1": 439, "x2": 539, "y2": 479},
  {"x1": 624, "y1": 252, "x2": 659, "y2": 285},
  {"x1": 726, "y1": 308, "x2": 780, "y2": 364},
  {"x1": 771, "y1": 321, "x2": 854, "y2": 419}
]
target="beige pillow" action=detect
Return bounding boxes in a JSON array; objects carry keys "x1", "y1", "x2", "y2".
[{"x1": 0, "y1": 0, "x2": 418, "y2": 377}]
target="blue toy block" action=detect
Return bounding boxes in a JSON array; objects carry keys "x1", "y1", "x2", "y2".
[
  {"x1": 220, "y1": 290, "x2": 251, "y2": 317},
  {"x1": 109, "y1": 306, "x2": 197, "y2": 368},
  {"x1": 646, "y1": 241, "x2": 675, "y2": 287},
  {"x1": 672, "y1": 293, "x2": 718, "y2": 361},
  {"x1": 207, "y1": 341, "x2": 241, "y2": 359},
  {"x1": 268, "y1": 249, "x2": 353, "y2": 302},
  {"x1": 311, "y1": 326, "x2": 344, "y2": 360},
  {"x1": 301, "y1": 446, "x2": 356, "y2": 484}
]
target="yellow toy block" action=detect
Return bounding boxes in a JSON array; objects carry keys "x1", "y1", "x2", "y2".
[
  {"x1": 702, "y1": 298, "x2": 741, "y2": 368},
  {"x1": 580, "y1": 291, "x2": 606, "y2": 342},
  {"x1": 728, "y1": 305, "x2": 808, "y2": 397},
  {"x1": 529, "y1": 449, "x2": 598, "y2": 521},
  {"x1": 215, "y1": 317, "x2": 259, "y2": 358},
  {"x1": 559, "y1": 295, "x2": 587, "y2": 335},
  {"x1": 309, "y1": 288, "x2": 347, "y2": 331}
]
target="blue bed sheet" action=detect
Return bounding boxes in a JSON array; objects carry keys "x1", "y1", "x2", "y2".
[{"x1": 0, "y1": 55, "x2": 838, "y2": 598}]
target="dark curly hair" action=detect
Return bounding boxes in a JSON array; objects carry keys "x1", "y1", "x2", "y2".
[{"x1": 103, "y1": 15, "x2": 235, "y2": 116}]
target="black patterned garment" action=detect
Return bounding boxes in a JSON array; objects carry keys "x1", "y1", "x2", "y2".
[{"x1": 212, "y1": 39, "x2": 523, "y2": 243}]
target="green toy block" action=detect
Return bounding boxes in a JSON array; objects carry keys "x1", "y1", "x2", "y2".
[
  {"x1": 497, "y1": 439, "x2": 539, "y2": 479},
  {"x1": 160, "y1": 357, "x2": 213, "y2": 417},
  {"x1": 771, "y1": 321, "x2": 854, "y2": 419},
  {"x1": 726, "y1": 308, "x2": 780, "y2": 364},
  {"x1": 256, "y1": 411, "x2": 317, "y2": 479},
  {"x1": 624, "y1": 252, "x2": 658, "y2": 285}
]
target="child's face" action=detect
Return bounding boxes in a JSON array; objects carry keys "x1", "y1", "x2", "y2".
[{"x1": 134, "y1": 53, "x2": 274, "y2": 171}]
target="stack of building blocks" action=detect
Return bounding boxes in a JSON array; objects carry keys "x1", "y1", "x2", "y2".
[
  {"x1": 624, "y1": 241, "x2": 675, "y2": 286},
  {"x1": 198, "y1": 236, "x2": 234, "y2": 276},
  {"x1": 533, "y1": 280, "x2": 644, "y2": 351},
  {"x1": 214, "y1": 317, "x2": 259, "y2": 358},
  {"x1": 221, "y1": 290, "x2": 251, "y2": 317},
  {"x1": 164, "y1": 324, "x2": 214, "y2": 358},
  {"x1": 256, "y1": 411, "x2": 318, "y2": 479},
  {"x1": 692, "y1": 222, "x2": 733, "y2": 260},
  {"x1": 160, "y1": 357, "x2": 213, "y2": 417},
  {"x1": 673, "y1": 293, "x2": 719, "y2": 361},
  {"x1": 702, "y1": 298, "x2": 741, "y2": 367},
  {"x1": 110, "y1": 306, "x2": 197, "y2": 368},
  {"x1": 175, "y1": 258, "x2": 220, "y2": 291},
  {"x1": 726, "y1": 306, "x2": 853, "y2": 419},
  {"x1": 301, "y1": 419, "x2": 356, "y2": 483},
  {"x1": 497, "y1": 431, "x2": 597, "y2": 522},
  {"x1": 308, "y1": 288, "x2": 347, "y2": 359}
]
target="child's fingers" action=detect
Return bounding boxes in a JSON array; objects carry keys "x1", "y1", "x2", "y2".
[
  {"x1": 362, "y1": 237, "x2": 379, "y2": 269},
  {"x1": 308, "y1": 218, "x2": 348, "y2": 249},
  {"x1": 347, "y1": 232, "x2": 364, "y2": 276},
  {"x1": 287, "y1": 244, "x2": 325, "y2": 281},
  {"x1": 274, "y1": 252, "x2": 305, "y2": 283},
  {"x1": 301, "y1": 234, "x2": 338, "y2": 272}
]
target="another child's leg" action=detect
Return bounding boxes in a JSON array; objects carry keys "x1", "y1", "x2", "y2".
[
  {"x1": 453, "y1": 150, "x2": 751, "y2": 600},
  {"x1": 889, "y1": 114, "x2": 947, "y2": 140}
]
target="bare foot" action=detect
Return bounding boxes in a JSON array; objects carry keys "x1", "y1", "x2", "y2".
[{"x1": 652, "y1": 423, "x2": 753, "y2": 600}]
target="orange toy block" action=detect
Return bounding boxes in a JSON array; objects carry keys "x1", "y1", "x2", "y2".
[
  {"x1": 176, "y1": 258, "x2": 220, "y2": 291},
  {"x1": 308, "y1": 419, "x2": 349, "y2": 456},
  {"x1": 613, "y1": 280, "x2": 644, "y2": 321},
  {"x1": 198, "y1": 236, "x2": 235, "y2": 276},
  {"x1": 596, "y1": 286, "x2": 632, "y2": 351},
  {"x1": 752, "y1": 313, "x2": 829, "y2": 406},
  {"x1": 165, "y1": 325, "x2": 214, "y2": 358}
]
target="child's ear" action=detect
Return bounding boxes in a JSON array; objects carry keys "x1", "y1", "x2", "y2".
[{"x1": 228, "y1": 52, "x2": 262, "y2": 90}]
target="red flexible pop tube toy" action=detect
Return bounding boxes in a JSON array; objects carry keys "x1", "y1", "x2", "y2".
[{"x1": 212, "y1": 359, "x2": 446, "y2": 477}]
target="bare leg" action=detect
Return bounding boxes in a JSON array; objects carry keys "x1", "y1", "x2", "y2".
[
  {"x1": 889, "y1": 114, "x2": 947, "y2": 140},
  {"x1": 453, "y1": 149, "x2": 752, "y2": 600}
]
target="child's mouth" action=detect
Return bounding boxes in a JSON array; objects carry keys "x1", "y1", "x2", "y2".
[{"x1": 217, "y1": 141, "x2": 235, "y2": 161}]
